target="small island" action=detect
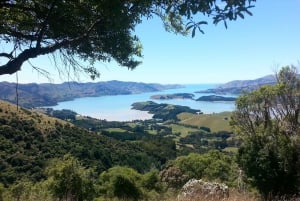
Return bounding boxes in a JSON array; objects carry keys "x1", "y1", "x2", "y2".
[
  {"x1": 131, "y1": 101, "x2": 199, "y2": 121},
  {"x1": 196, "y1": 95, "x2": 236, "y2": 102},
  {"x1": 150, "y1": 93, "x2": 195, "y2": 100}
]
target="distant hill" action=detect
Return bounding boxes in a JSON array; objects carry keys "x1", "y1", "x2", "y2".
[
  {"x1": 131, "y1": 101, "x2": 199, "y2": 121},
  {"x1": 150, "y1": 93, "x2": 195, "y2": 100},
  {"x1": 0, "y1": 81, "x2": 182, "y2": 108},
  {"x1": 196, "y1": 95, "x2": 236, "y2": 102},
  {"x1": 197, "y1": 75, "x2": 277, "y2": 94}
]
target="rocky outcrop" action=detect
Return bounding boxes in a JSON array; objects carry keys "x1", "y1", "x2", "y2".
[{"x1": 178, "y1": 179, "x2": 229, "y2": 201}]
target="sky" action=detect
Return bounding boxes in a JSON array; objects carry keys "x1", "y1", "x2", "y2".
[{"x1": 1, "y1": 0, "x2": 300, "y2": 84}]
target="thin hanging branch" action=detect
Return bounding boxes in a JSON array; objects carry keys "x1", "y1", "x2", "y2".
[{"x1": 16, "y1": 72, "x2": 19, "y2": 111}]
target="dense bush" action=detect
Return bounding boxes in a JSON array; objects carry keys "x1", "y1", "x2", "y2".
[
  {"x1": 231, "y1": 66, "x2": 300, "y2": 198},
  {"x1": 164, "y1": 151, "x2": 237, "y2": 187}
]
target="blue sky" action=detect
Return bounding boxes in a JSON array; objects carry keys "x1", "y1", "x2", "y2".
[{"x1": 1, "y1": 0, "x2": 300, "y2": 84}]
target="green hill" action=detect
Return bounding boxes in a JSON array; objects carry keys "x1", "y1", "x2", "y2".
[{"x1": 0, "y1": 101, "x2": 176, "y2": 186}]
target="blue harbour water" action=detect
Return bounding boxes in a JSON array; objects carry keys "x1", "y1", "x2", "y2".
[{"x1": 51, "y1": 84, "x2": 237, "y2": 121}]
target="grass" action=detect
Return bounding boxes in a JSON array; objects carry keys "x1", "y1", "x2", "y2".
[
  {"x1": 177, "y1": 112, "x2": 232, "y2": 133},
  {"x1": 0, "y1": 100, "x2": 69, "y2": 134},
  {"x1": 168, "y1": 123, "x2": 199, "y2": 140},
  {"x1": 104, "y1": 128, "x2": 127, "y2": 132}
]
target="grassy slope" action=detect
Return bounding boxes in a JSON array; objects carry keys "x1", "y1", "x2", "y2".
[
  {"x1": 168, "y1": 124, "x2": 199, "y2": 138},
  {"x1": 177, "y1": 112, "x2": 232, "y2": 132},
  {"x1": 0, "y1": 100, "x2": 176, "y2": 185},
  {"x1": 0, "y1": 101, "x2": 69, "y2": 134}
]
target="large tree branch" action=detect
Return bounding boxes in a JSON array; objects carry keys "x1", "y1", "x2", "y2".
[
  {"x1": 0, "y1": 40, "x2": 72, "y2": 75},
  {"x1": 0, "y1": 31, "x2": 93, "y2": 76},
  {"x1": 0, "y1": 52, "x2": 13, "y2": 59},
  {"x1": 8, "y1": 29, "x2": 37, "y2": 41}
]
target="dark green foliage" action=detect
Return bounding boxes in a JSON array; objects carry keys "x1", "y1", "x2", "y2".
[
  {"x1": 98, "y1": 166, "x2": 148, "y2": 200},
  {"x1": 131, "y1": 101, "x2": 198, "y2": 121},
  {"x1": 167, "y1": 151, "x2": 237, "y2": 186},
  {"x1": 0, "y1": 112, "x2": 176, "y2": 186},
  {"x1": 138, "y1": 137, "x2": 177, "y2": 165},
  {"x1": 142, "y1": 169, "x2": 162, "y2": 192},
  {"x1": 179, "y1": 130, "x2": 235, "y2": 153},
  {"x1": 113, "y1": 175, "x2": 141, "y2": 201},
  {"x1": 46, "y1": 155, "x2": 95, "y2": 201},
  {"x1": 200, "y1": 126, "x2": 211, "y2": 132},
  {"x1": 51, "y1": 109, "x2": 77, "y2": 121},
  {"x1": 196, "y1": 95, "x2": 236, "y2": 101},
  {"x1": 98, "y1": 167, "x2": 163, "y2": 200},
  {"x1": 151, "y1": 93, "x2": 195, "y2": 100},
  {"x1": 231, "y1": 66, "x2": 300, "y2": 198},
  {"x1": 236, "y1": 135, "x2": 299, "y2": 197}
]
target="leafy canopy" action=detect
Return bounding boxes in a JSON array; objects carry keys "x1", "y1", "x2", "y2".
[
  {"x1": 230, "y1": 66, "x2": 300, "y2": 198},
  {"x1": 0, "y1": 0, "x2": 255, "y2": 79}
]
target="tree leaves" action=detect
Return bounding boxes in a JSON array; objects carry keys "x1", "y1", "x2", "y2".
[
  {"x1": 0, "y1": 0, "x2": 256, "y2": 77},
  {"x1": 231, "y1": 66, "x2": 300, "y2": 198}
]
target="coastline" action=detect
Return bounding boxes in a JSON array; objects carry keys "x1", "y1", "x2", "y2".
[
  {"x1": 86, "y1": 109, "x2": 154, "y2": 122},
  {"x1": 50, "y1": 84, "x2": 235, "y2": 121}
]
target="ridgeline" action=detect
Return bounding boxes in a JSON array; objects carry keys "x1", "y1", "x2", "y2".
[{"x1": 0, "y1": 81, "x2": 182, "y2": 108}]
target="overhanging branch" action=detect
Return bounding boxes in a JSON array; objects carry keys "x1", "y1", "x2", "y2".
[
  {"x1": 0, "y1": 52, "x2": 13, "y2": 59},
  {"x1": 0, "y1": 35, "x2": 88, "y2": 75}
]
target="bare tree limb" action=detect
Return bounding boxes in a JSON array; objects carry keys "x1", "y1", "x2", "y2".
[{"x1": 0, "y1": 52, "x2": 13, "y2": 59}]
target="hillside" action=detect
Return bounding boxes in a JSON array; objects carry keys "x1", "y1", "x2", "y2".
[
  {"x1": 197, "y1": 74, "x2": 277, "y2": 94},
  {"x1": 196, "y1": 95, "x2": 236, "y2": 101},
  {"x1": 150, "y1": 93, "x2": 195, "y2": 100},
  {"x1": 0, "y1": 100, "x2": 177, "y2": 186},
  {"x1": 0, "y1": 81, "x2": 182, "y2": 108},
  {"x1": 131, "y1": 101, "x2": 199, "y2": 121}
]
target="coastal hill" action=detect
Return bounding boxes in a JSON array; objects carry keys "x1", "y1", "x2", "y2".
[
  {"x1": 197, "y1": 74, "x2": 277, "y2": 94},
  {"x1": 0, "y1": 100, "x2": 177, "y2": 185},
  {"x1": 0, "y1": 81, "x2": 182, "y2": 108},
  {"x1": 150, "y1": 93, "x2": 195, "y2": 100},
  {"x1": 196, "y1": 95, "x2": 236, "y2": 102}
]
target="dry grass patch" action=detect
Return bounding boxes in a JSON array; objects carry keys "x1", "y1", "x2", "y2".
[
  {"x1": 168, "y1": 124, "x2": 199, "y2": 138},
  {"x1": 177, "y1": 112, "x2": 232, "y2": 133},
  {"x1": 0, "y1": 100, "x2": 70, "y2": 134}
]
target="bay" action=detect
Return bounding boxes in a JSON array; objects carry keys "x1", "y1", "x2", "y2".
[{"x1": 51, "y1": 84, "x2": 237, "y2": 121}]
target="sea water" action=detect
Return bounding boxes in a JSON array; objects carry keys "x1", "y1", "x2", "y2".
[{"x1": 51, "y1": 84, "x2": 237, "y2": 121}]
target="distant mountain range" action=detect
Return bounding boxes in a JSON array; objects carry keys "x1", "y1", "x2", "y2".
[
  {"x1": 1, "y1": 74, "x2": 293, "y2": 108},
  {"x1": 0, "y1": 81, "x2": 182, "y2": 108},
  {"x1": 197, "y1": 75, "x2": 277, "y2": 94}
]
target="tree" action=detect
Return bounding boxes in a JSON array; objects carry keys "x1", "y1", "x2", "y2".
[
  {"x1": 45, "y1": 154, "x2": 95, "y2": 201},
  {"x1": 0, "y1": 0, "x2": 255, "y2": 78},
  {"x1": 230, "y1": 66, "x2": 300, "y2": 199},
  {"x1": 97, "y1": 166, "x2": 143, "y2": 200},
  {"x1": 162, "y1": 150, "x2": 237, "y2": 188}
]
